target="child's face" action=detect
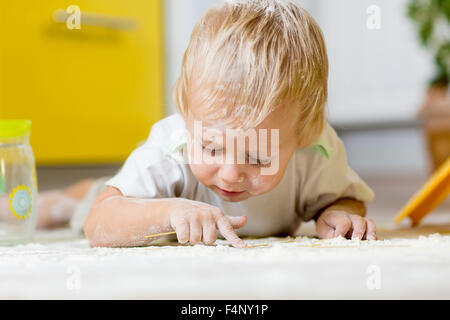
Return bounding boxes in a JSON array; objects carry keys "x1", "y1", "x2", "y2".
[{"x1": 185, "y1": 94, "x2": 299, "y2": 203}]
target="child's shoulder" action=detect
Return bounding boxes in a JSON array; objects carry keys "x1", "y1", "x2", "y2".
[
  {"x1": 126, "y1": 113, "x2": 188, "y2": 169},
  {"x1": 295, "y1": 122, "x2": 342, "y2": 162},
  {"x1": 149, "y1": 113, "x2": 185, "y2": 137},
  {"x1": 142, "y1": 113, "x2": 187, "y2": 151}
]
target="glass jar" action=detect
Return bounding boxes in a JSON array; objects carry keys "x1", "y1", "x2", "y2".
[{"x1": 0, "y1": 120, "x2": 38, "y2": 245}]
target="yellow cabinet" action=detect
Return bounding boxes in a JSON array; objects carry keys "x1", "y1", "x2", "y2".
[{"x1": 0, "y1": 0, "x2": 164, "y2": 165}]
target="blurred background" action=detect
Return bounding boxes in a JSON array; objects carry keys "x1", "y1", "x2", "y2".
[{"x1": 0, "y1": 0, "x2": 449, "y2": 222}]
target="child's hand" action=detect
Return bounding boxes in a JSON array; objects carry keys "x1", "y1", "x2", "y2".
[
  {"x1": 316, "y1": 210, "x2": 377, "y2": 240},
  {"x1": 169, "y1": 199, "x2": 248, "y2": 248}
]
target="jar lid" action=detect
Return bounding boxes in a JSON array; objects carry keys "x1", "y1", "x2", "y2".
[{"x1": 0, "y1": 120, "x2": 32, "y2": 138}]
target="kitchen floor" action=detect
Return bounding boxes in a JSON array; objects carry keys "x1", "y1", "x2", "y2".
[
  {"x1": 36, "y1": 165, "x2": 121, "y2": 191},
  {"x1": 1, "y1": 167, "x2": 449, "y2": 299}
]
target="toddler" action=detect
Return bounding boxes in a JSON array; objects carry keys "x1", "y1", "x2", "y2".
[{"x1": 42, "y1": 0, "x2": 376, "y2": 247}]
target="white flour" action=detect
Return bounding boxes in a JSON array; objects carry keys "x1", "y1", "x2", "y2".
[
  {"x1": 226, "y1": 0, "x2": 277, "y2": 13},
  {"x1": 1, "y1": 229, "x2": 450, "y2": 299}
]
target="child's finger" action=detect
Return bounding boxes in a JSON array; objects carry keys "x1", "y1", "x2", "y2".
[
  {"x1": 349, "y1": 215, "x2": 367, "y2": 240},
  {"x1": 315, "y1": 217, "x2": 334, "y2": 239},
  {"x1": 174, "y1": 220, "x2": 190, "y2": 244},
  {"x1": 365, "y1": 218, "x2": 377, "y2": 240},
  {"x1": 332, "y1": 215, "x2": 352, "y2": 238},
  {"x1": 189, "y1": 218, "x2": 203, "y2": 244},
  {"x1": 202, "y1": 218, "x2": 217, "y2": 245},
  {"x1": 226, "y1": 215, "x2": 248, "y2": 229},
  {"x1": 216, "y1": 215, "x2": 247, "y2": 248}
]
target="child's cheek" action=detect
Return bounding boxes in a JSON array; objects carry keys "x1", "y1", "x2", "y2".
[
  {"x1": 189, "y1": 163, "x2": 216, "y2": 185},
  {"x1": 247, "y1": 174, "x2": 277, "y2": 195}
]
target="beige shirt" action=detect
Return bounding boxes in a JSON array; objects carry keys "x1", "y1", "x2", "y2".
[{"x1": 105, "y1": 113, "x2": 374, "y2": 237}]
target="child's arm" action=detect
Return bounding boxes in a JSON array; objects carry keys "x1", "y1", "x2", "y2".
[
  {"x1": 84, "y1": 187, "x2": 248, "y2": 248},
  {"x1": 314, "y1": 198, "x2": 377, "y2": 240}
]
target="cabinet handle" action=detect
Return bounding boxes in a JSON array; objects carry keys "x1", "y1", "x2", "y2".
[{"x1": 53, "y1": 8, "x2": 137, "y2": 31}]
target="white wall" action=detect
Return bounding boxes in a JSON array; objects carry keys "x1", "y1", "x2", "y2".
[
  {"x1": 315, "y1": 0, "x2": 434, "y2": 125},
  {"x1": 164, "y1": 0, "x2": 216, "y2": 115},
  {"x1": 341, "y1": 129, "x2": 429, "y2": 175}
]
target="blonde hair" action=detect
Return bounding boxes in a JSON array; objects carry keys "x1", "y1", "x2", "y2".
[{"x1": 174, "y1": 0, "x2": 329, "y2": 146}]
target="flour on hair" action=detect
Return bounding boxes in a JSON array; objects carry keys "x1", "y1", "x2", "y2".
[{"x1": 224, "y1": 0, "x2": 299, "y2": 13}]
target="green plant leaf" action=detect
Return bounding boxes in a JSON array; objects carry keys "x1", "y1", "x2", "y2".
[
  {"x1": 420, "y1": 20, "x2": 433, "y2": 45},
  {"x1": 407, "y1": 0, "x2": 450, "y2": 86}
]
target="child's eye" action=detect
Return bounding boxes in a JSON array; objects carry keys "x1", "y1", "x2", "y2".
[
  {"x1": 202, "y1": 145, "x2": 223, "y2": 156},
  {"x1": 256, "y1": 159, "x2": 271, "y2": 168},
  {"x1": 248, "y1": 155, "x2": 271, "y2": 167}
]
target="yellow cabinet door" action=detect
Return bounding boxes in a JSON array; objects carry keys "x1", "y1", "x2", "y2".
[{"x1": 0, "y1": 0, "x2": 164, "y2": 165}]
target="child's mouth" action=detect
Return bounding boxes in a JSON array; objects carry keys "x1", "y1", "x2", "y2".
[{"x1": 215, "y1": 186, "x2": 245, "y2": 197}]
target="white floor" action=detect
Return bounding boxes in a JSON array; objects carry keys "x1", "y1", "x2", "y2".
[
  {"x1": 1, "y1": 171, "x2": 449, "y2": 299},
  {"x1": 1, "y1": 206, "x2": 450, "y2": 299}
]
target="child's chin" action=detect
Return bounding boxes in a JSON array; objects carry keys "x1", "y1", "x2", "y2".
[
  {"x1": 215, "y1": 191, "x2": 251, "y2": 202},
  {"x1": 220, "y1": 196, "x2": 249, "y2": 202}
]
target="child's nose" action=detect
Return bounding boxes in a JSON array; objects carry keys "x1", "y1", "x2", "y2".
[{"x1": 219, "y1": 164, "x2": 245, "y2": 184}]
